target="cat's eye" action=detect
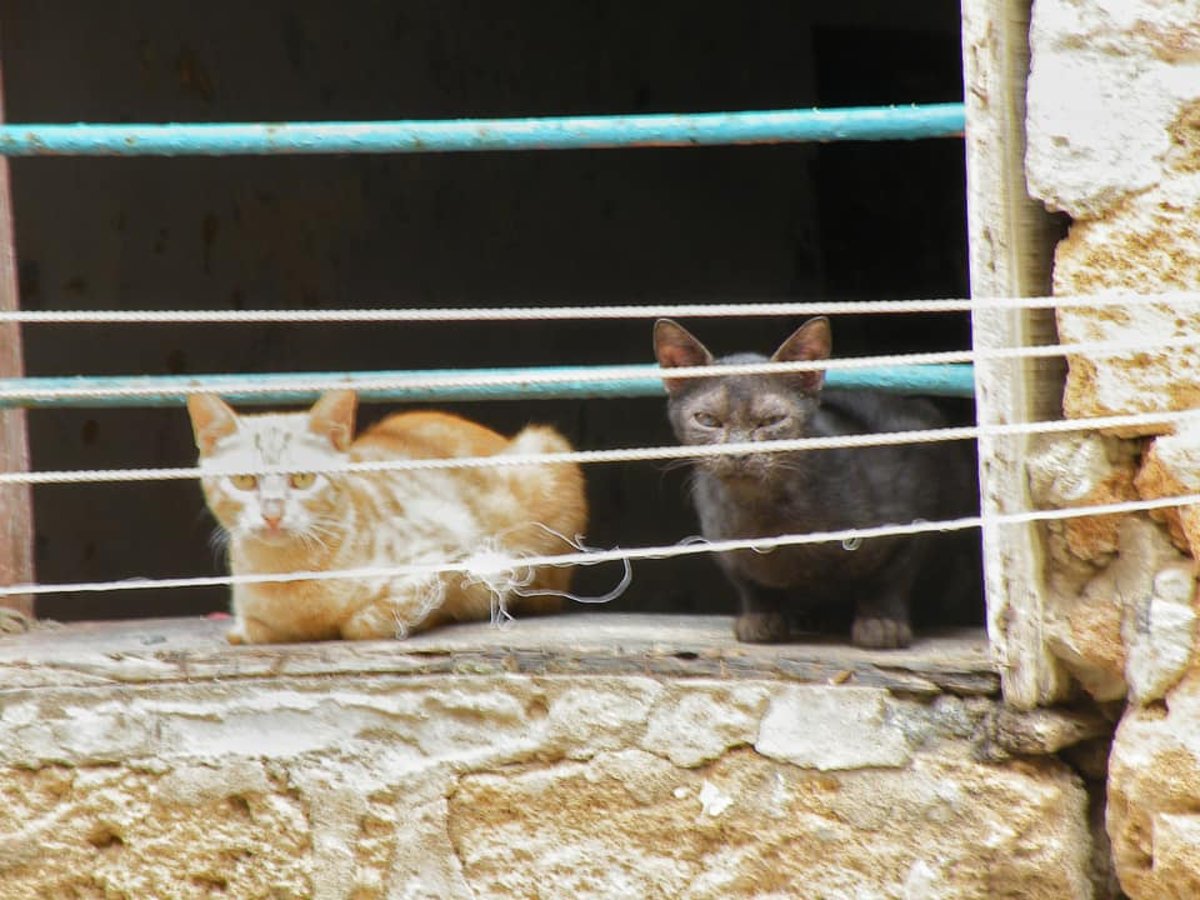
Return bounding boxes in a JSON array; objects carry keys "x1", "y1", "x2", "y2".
[
  {"x1": 289, "y1": 473, "x2": 317, "y2": 489},
  {"x1": 758, "y1": 414, "x2": 787, "y2": 428},
  {"x1": 229, "y1": 474, "x2": 257, "y2": 491},
  {"x1": 694, "y1": 412, "x2": 722, "y2": 428}
]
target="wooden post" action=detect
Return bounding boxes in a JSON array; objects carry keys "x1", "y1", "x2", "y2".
[
  {"x1": 961, "y1": 0, "x2": 1069, "y2": 707},
  {"x1": 0, "y1": 43, "x2": 35, "y2": 618}
]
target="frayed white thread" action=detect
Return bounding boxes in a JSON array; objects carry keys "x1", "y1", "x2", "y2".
[
  {"x1": 511, "y1": 527, "x2": 633, "y2": 607},
  {"x1": 460, "y1": 540, "x2": 536, "y2": 629},
  {"x1": 392, "y1": 574, "x2": 446, "y2": 639},
  {"x1": 460, "y1": 525, "x2": 633, "y2": 629}
]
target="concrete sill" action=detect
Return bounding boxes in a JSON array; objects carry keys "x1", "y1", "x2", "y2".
[{"x1": 0, "y1": 613, "x2": 996, "y2": 697}]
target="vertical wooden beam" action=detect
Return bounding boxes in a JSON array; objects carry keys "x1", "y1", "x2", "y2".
[
  {"x1": 0, "y1": 40, "x2": 35, "y2": 618},
  {"x1": 962, "y1": 0, "x2": 1069, "y2": 706}
]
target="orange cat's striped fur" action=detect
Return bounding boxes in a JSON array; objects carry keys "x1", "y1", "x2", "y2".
[{"x1": 187, "y1": 391, "x2": 587, "y2": 644}]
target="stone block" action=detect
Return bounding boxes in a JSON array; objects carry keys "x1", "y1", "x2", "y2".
[
  {"x1": 448, "y1": 748, "x2": 1092, "y2": 899},
  {"x1": 1028, "y1": 432, "x2": 1139, "y2": 565},
  {"x1": 754, "y1": 685, "x2": 912, "y2": 771},
  {"x1": 1108, "y1": 670, "x2": 1200, "y2": 898},
  {"x1": 1028, "y1": 2, "x2": 1200, "y2": 430},
  {"x1": 0, "y1": 667, "x2": 1095, "y2": 898},
  {"x1": 1027, "y1": 0, "x2": 1200, "y2": 220},
  {"x1": 1137, "y1": 425, "x2": 1200, "y2": 558},
  {"x1": 1042, "y1": 516, "x2": 1197, "y2": 705},
  {"x1": 640, "y1": 683, "x2": 770, "y2": 768}
]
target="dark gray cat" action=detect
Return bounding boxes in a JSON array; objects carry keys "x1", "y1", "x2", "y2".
[{"x1": 654, "y1": 316, "x2": 979, "y2": 649}]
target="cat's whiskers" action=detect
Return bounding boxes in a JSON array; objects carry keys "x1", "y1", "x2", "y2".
[
  {"x1": 659, "y1": 458, "x2": 696, "y2": 474},
  {"x1": 304, "y1": 517, "x2": 343, "y2": 539},
  {"x1": 295, "y1": 528, "x2": 329, "y2": 556},
  {"x1": 207, "y1": 527, "x2": 231, "y2": 566},
  {"x1": 767, "y1": 460, "x2": 808, "y2": 475}
]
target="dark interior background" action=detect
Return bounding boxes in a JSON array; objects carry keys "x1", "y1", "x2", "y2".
[{"x1": 2, "y1": 0, "x2": 973, "y2": 622}]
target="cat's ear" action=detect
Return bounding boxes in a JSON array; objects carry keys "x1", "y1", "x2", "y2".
[
  {"x1": 187, "y1": 394, "x2": 239, "y2": 455},
  {"x1": 654, "y1": 319, "x2": 714, "y2": 396},
  {"x1": 771, "y1": 317, "x2": 832, "y2": 394},
  {"x1": 309, "y1": 390, "x2": 357, "y2": 451}
]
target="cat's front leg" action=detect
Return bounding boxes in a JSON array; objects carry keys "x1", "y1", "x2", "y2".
[
  {"x1": 850, "y1": 592, "x2": 913, "y2": 649},
  {"x1": 226, "y1": 591, "x2": 284, "y2": 644},
  {"x1": 732, "y1": 582, "x2": 791, "y2": 643},
  {"x1": 226, "y1": 613, "x2": 291, "y2": 645}
]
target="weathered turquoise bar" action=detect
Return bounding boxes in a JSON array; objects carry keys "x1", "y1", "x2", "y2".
[
  {"x1": 0, "y1": 364, "x2": 974, "y2": 408},
  {"x1": 0, "y1": 104, "x2": 964, "y2": 157}
]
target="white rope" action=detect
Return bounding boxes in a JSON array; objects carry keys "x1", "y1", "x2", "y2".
[
  {"x1": 6, "y1": 291, "x2": 1200, "y2": 599},
  {"x1": 4, "y1": 330, "x2": 1200, "y2": 405},
  {"x1": 1, "y1": 289, "x2": 1199, "y2": 324},
  {"x1": 5, "y1": 490, "x2": 1200, "y2": 599},
  {"x1": 3, "y1": 405, "x2": 1197, "y2": 486},
  {"x1": 0, "y1": 427, "x2": 977, "y2": 484}
]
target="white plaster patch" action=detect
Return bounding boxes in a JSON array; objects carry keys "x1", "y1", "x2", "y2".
[
  {"x1": 1152, "y1": 812, "x2": 1200, "y2": 883},
  {"x1": 902, "y1": 859, "x2": 947, "y2": 900},
  {"x1": 697, "y1": 780, "x2": 733, "y2": 819},
  {"x1": 1126, "y1": 562, "x2": 1198, "y2": 704},
  {"x1": 754, "y1": 685, "x2": 912, "y2": 771},
  {"x1": 639, "y1": 683, "x2": 768, "y2": 767},
  {"x1": 1027, "y1": 0, "x2": 1200, "y2": 218},
  {"x1": 542, "y1": 681, "x2": 662, "y2": 760},
  {"x1": 0, "y1": 702, "x2": 158, "y2": 766},
  {"x1": 154, "y1": 759, "x2": 271, "y2": 806}
]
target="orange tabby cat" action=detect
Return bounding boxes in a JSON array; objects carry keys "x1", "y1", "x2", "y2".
[{"x1": 187, "y1": 390, "x2": 587, "y2": 644}]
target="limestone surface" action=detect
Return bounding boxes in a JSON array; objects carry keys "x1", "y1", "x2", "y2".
[
  {"x1": 1027, "y1": 433, "x2": 1198, "y2": 702},
  {"x1": 0, "y1": 671, "x2": 1095, "y2": 898},
  {"x1": 1042, "y1": 517, "x2": 1197, "y2": 705},
  {"x1": 1108, "y1": 669, "x2": 1200, "y2": 898},
  {"x1": 1027, "y1": 0, "x2": 1200, "y2": 220},
  {"x1": 449, "y1": 749, "x2": 1090, "y2": 900},
  {"x1": 1027, "y1": 432, "x2": 1139, "y2": 566},
  {"x1": 1028, "y1": 0, "x2": 1200, "y2": 428},
  {"x1": 1137, "y1": 423, "x2": 1200, "y2": 558},
  {"x1": 1025, "y1": 7, "x2": 1200, "y2": 896}
]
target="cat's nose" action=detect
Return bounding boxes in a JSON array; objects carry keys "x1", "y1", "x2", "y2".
[{"x1": 261, "y1": 498, "x2": 285, "y2": 529}]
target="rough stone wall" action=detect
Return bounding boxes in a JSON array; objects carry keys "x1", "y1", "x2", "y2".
[
  {"x1": 1025, "y1": 0, "x2": 1200, "y2": 895},
  {"x1": 0, "y1": 672, "x2": 1096, "y2": 898},
  {"x1": 1029, "y1": 0, "x2": 1200, "y2": 428}
]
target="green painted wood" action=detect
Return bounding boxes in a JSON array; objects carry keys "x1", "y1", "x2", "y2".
[{"x1": 0, "y1": 364, "x2": 975, "y2": 408}]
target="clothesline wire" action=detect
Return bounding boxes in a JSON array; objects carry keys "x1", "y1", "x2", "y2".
[
  {"x1": 0, "y1": 404, "x2": 1192, "y2": 486},
  {"x1": 2, "y1": 488, "x2": 1197, "y2": 599},
  {"x1": 1, "y1": 289, "x2": 1198, "y2": 324}
]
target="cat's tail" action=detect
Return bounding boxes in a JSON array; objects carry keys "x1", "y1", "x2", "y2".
[
  {"x1": 502, "y1": 426, "x2": 587, "y2": 528},
  {"x1": 505, "y1": 424, "x2": 573, "y2": 459},
  {"x1": 500, "y1": 425, "x2": 589, "y2": 606}
]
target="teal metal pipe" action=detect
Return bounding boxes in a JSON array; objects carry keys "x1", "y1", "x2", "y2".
[
  {"x1": 0, "y1": 104, "x2": 964, "y2": 157},
  {"x1": 0, "y1": 364, "x2": 974, "y2": 409}
]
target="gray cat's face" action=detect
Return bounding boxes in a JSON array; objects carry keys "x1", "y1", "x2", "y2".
[
  {"x1": 654, "y1": 318, "x2": 830, "y2": 481},
  {"x1": 668, "y1": 375, "x2": 818, "y2": 479}
]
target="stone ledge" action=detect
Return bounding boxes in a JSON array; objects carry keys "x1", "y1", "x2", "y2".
[
  {"x1": 0, "y1": 613, "x2": 998, "y2": 697},
  {"x1": 0, "y1": 616, "x2": 1109, "y2": 898}
]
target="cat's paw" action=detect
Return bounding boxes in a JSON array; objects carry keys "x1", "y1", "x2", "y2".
[
  {"x1": 734, "y1": 612, "x2": 790, "y2": 643},
  {"x1": 226, "y1": 628, "x2": 247, "y2": 645},
  {"x1": 851, "y1": 617, "x2": 913, "y2": 649}
]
